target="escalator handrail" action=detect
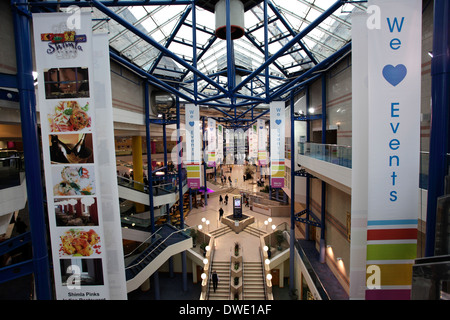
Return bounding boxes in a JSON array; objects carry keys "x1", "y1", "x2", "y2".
[
  {"x1": 125, "y1": 226, "x2": 192, "y2": 271},
  {"x1": 123, "y1": 226, "x2": 163, "y2": 258}
]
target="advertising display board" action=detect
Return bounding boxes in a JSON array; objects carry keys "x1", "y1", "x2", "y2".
[
  {"x1": 257, "y1": 119, "x2": 267, "y2": 166},
  {"x1": 365, "y1": 0, "x2": 422, "y2": 300},
  {"x1": 33, "y1": 12, "x2": 126, "y2": 299},
  {"x1": 185, "y1": 104, "x2": 201, "y2": 188},
  {"x1": 270, "y1": 101, "x2": 285, "y2": 188}
]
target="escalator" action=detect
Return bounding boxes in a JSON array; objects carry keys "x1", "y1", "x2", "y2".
[
  {"x1": 117, "y1": 174, "x2": 187, "y2": 207},
  {"x1": 124, "y1": 223, "x2": 192, "y2": 293}
]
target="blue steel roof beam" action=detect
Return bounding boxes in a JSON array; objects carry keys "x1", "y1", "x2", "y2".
[
  {"x1": 246, "y1": 16, "x2": 278, "y2": 34},
  {"x1": 233, "y1": 0, "x2": 343, "y2": 94},
  {"x1": 271, "y1": 42, "x2": 351, "y2": 100},
  {"x1": 180, "y1": 35, "x2": 218, "y2": 82},
  {"x1": 182, "y1": 22, "x2": 216, "y2": 37},
  {"x1": 225, "y1": 0, "x2": 236, "y2": 99},
  {"x1": 171, "y1": 38, "x2": 204, "y2": 51},
  {"x1": 110, "y1": 51, "x2": 194, "y2": 102},
  {"x1": 268, "y1": 0, "x2": 318, "y2": 65},
  {"x1": 192, "y1": 2, "x2": 198, "y2": 103},
  {"x1": 148, "y1": 6, "x2": 192, "y2": 74},
  {"x1": 263, "y1": 0, "x2": 269, "y2": 101},
  {"x1": 91, "y1": 0, "x2": 228, "y2": 95},
  {"x1": 26, "y1": 0, "x2": 194, "y2": 7},
  {"x1": 244, "y1": 33, "x2": 288, "y2": 78}
]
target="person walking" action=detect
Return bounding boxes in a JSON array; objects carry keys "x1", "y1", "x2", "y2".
[
  {"x1": 212, "y1": 270, "x2": 219, "y2": 293},
  {"x1": 219, "y1": 195, "x2": 223, "y2": 205},
  {"x1": 219, "y1": 207, "x2": 224, "y2": 221},
  {"x1": 224, "y1": 194, "x2": 228, "y2": 205}
]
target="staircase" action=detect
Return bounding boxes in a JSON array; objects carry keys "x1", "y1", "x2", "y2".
[
  {"x1": 209, "y1": 225, "x2": 232, "y2": 238},
  {"x1": 208, "y1": 260, "x2": 231, "y2": 300},
  {"x1": 243, "y1": 225, "x2": 266, "y2": 237},
  {"x1": 243, "y1": 261, "x2": 266, "y2": 300}
]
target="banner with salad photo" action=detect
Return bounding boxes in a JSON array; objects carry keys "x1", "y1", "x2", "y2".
[{"x1": 33, "y1": 12, "x2": 127, "y2": 299}]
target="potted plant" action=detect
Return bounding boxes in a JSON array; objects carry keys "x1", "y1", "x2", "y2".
[
  {"x1": 234, "y1": 242, "x2": 240, "y2": 256},
  {"x1": 190, "y1": 229, "x2": 197, "y2": 247},
  {"x1": 234, "y1": 277, "x2": 239, "y2": 286},
  {"x1": 200, "y1": 242, "x2": 207, "y2": 257},
  {"x1": 275, "y1": 230, "x2": 284, "y2": 250},
  {"x1": 234, "y1": 262, "x2": 239, "y2": 270}
]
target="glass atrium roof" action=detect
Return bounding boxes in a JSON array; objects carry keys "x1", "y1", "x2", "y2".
[{"x1": 73, "y1": 1, "x2": 366, "y2": 106}]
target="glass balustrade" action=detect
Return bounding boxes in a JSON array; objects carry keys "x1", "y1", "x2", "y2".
[
  {"x1": 298, "y1": 142, "x2": 352, "y2": 168},
  {"x1": 298, "y1": 143, "x2": 434, "y2": 191}
]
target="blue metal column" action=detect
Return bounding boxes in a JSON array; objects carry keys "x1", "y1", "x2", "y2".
[
  {"x1": 144, "y1": 82, "x2": 159, "y2": 299},
  {"x1": 202, "y1": 116, "x2": 208, "y2": 205},
  {"x1": 320, "y1": 74, "x2": 327, "y2": 263},
  {"x1": 425, "y1": 0, "x2": 450, "y2": 256},
  {"x1": 225, "y1": 0, "x2": 236, "y2": 99},
  {"x1": 305, "y1": 86, "x2": 311, "y2": 240},
  {"x1": 264, "y1": 0, "x2": 269, "y2": 99},
  {"x1": 176, "y1": 96, "x2": 188, "y2": 291},
  {"x1": 12, "y1": 1, "x2": 52, "y2": 300},
  {"x1": 144, "y1": 82, "x2": 156, "y2": 234},
  {"x1": 289, "y1": 91, "x2": 296, "y2": 292}
]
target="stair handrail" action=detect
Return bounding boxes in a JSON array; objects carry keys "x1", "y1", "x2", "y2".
[
  {"x1": 259, "y1": 246, "x2": 268, "y2": 300},
  {"x1": 124, "y1": 226, "x2": 163, "y2": 258},
  {"x1": 205, "y1": 244, "x2": 215, "y2": 300},
  {"x1": 125, "y1": 226, "x2": 192, "y2": 271},
  {"x1": 241, "y1": 256, "x2": 245, "y2": 300},
  {"x1": 228, "y1": 255, "x2": 232, "y2": 300}
]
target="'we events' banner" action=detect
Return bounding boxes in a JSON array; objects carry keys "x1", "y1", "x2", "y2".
[
  {"x1": 217, "y1": 124, "x2": 224, "y2": 165},
  {"x1": 185, "y1": 104, "x2": 201, "y2": 188},
  {"x1": 270, "y1": 101, "x2": 285, "y2": 188},
  {"x1": 257, "y1": 119, "x2": 268, "y2": 166},
  {"x1": 365, "y1": 0, "x2": 421, "y2": 300},
  {"x1": 33, "y1": 12, "x2": 126, "y2": 300},
  {"x1": 207, "y1": 118, "x2": 216, "y2": 167}
]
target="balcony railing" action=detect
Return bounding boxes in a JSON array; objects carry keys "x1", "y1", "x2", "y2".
[
  {"x1": 298, "y1": 143, "x2": 435, "y2": 191},
  {"x1": 298, "y1": 142, "x2": 352, "y2": 168}
]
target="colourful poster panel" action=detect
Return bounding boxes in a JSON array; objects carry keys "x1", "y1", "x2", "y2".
[
  {"x1": 185, "y1": 104, "x2": 201, "y2": 188},
  {"x1": 33, "y1": 12, "x2": 126, "y2": 299},
  {"x1": 270, "y1": 101, "x2": 285, "y2": 188},
  {"x1": 366, "y1": 0, "x2": 421, "y2": 300}
]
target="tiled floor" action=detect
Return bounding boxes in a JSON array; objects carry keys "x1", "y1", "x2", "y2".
[{"x1": 185, "y1": 164, "x2": 291, "y2": 263}]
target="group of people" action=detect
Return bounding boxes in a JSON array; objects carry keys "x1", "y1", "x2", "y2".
[
  {"x1": 218, "y1": 194, "x2": 229, "y2": 205},
  {"x1": 220, "y1": 175, "x2": 233, "y2": 187}
]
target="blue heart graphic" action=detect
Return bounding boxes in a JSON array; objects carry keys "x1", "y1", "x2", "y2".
[
  {"x1": 259, "y1": 126, "x2": 263, "y2": 130},
  {"x1": 382, "y1": 64, "x2": 407, "y2": 87},
  {"x1": 189, "y1": 121, "x2": 194, "y2": 127},
  {"x1": 275, "y1": 119, "x2": 282, "y2": 126}
]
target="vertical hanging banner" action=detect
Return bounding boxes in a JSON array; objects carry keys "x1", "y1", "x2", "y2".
[
  {"x1": 349, "y1": 10, "x2": 369, "y2": 300},
  {"x1": 207, "y1": 118, "x2": 216, "y2": 167},
  {"x1": 366, "y1": 0, "x2": 421, "y2": 300},
  {"x1": 250, "y1": 123, "x2": 258, "y2": 163},
  {"x1": 226, "y1": 128, "x2": 234, "y2": 165},
  {"x1": 270, "y1": 101, "x2": 285, "y2": 188},
  {"x1": 235, "y1": 128, "x2": 245, "y2": 165},
  {"x1": 33, "y1": 12, "x2": 126, "y2": 299},
  {"x1": 217, "y1": 124, "x2": 224, "y2": 165},
  {"x1": 185, "y1": 104, "x2": 201, "y2": 188},
  {"x1": 257, "y1": 119, "x2": 268, "y2": 166}
]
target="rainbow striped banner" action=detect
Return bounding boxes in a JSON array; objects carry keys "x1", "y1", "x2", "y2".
[
  {"x1": 185, "y1": 104, "x2": 201, "y2": 189},
  {"x1": 271, "y1": 160, "x2": 285, "y2": 188},
  {"x1": 270, "y1": 101, "x2": 285, "y2": 188},
  {"x1": 186, "y1": 162, "x2": 201, "y2": 189},
  {"x1": 364, "y1": 0, "x2": 421, "y2": 300},
  {"x1": 365, "y1": 219, "x2": 417, "y2": 300}
]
